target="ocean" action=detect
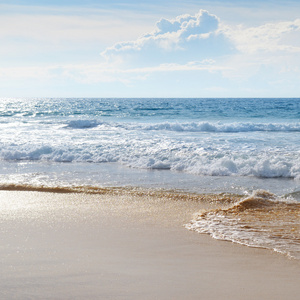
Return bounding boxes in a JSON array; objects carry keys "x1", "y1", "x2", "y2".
[{"x1": 0, "y1": 98, "x2": 299, "y2": 259}]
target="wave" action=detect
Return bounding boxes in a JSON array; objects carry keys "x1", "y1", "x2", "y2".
[
  {"x1": 65, "y1": 120, "x2": 101, "y2": 129},
  {"x1": 0, "y1": 184, "x2": 241, "y2": 204},
  {"x1": 0, "y1": 183, "x2": 132, "y2": 195},
  {"x1": 1, "y1": 146, "x2": 300, "y2": 178},
  {"x1": 186, "y1": 190, "x2": 300, "y2": 259},
  {"x1": 61, "y1": 120, "x2": 300, "y2": 133},
  {"x1": 3, "y1": 118, "x2": 300, "y2": 133},
  {"x1": 141, "y1": 122, "x2": 300, "y2": 132}
]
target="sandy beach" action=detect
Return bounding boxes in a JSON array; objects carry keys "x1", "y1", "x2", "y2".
[{"x1": 0, "y1": 190, "x2": 299, "y2": 300}]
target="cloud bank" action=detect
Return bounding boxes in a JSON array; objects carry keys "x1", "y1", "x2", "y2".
[{"x1": 2, "y1": 7, "x2": 300, "y2": 97}]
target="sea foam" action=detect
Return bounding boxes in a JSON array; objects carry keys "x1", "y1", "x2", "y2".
[{"x1": 1, "y1": 143, "x2": 300, "y2": 179}]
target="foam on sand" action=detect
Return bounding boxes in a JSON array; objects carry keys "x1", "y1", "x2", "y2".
[{"x1": 187, "y1": 190, "x2": 300, "y2": 259}]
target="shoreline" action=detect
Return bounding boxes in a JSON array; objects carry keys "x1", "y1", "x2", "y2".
[{"x1": 0, "y1": 190, "x2": 299, "y2": 299}]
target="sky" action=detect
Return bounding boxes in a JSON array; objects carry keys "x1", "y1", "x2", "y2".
[{"x1": 1, "y1": 0, "x2": 300, "y2": 97}]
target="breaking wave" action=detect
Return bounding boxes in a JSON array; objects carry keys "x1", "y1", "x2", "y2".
[{"x1": 1, "y1": 145, "x2": 300, "y2": 178}]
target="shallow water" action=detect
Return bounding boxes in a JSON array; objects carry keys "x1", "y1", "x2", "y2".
[{"x1": 1, "y1": 185, "x2": 299, "y2": 260}]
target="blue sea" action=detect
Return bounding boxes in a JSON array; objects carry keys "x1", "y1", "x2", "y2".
[{"x1": 0, "y1": 98, "x2": 299, "y2": 258}]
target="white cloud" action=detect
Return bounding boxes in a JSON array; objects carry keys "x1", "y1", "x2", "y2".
[
  {"x1": 220, "y1": 19, "x2": 300, "y2": 83},
  {"x1": 101, "y1": 10, "x2": 234, "y2": 66},
  {"x1": 227, "y1": 19, "x2": 300, "y2": 54}
]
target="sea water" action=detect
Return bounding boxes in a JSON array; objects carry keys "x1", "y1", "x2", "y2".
[{"x1": 0, "y1": 98, "x2": 299, "y2": 258}]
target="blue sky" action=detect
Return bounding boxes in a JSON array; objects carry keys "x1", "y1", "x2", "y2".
[{"x1": 1, "y1": 0, "x2": 300, "y2": 97}]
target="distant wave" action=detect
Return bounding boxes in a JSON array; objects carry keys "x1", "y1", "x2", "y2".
[
  {"x1": 140, "y1": 121, "x2": 300, "y2": 133},
  {"x1": 63, "y1": 120, "x2": 300, "y2": 133}
]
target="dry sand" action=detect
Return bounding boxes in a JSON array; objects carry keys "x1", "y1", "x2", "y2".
[{"x1": 0, "y1": 190, "x2": 299, "y2": 299}]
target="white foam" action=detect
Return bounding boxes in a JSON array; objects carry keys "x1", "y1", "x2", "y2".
[{"x1": 1, "y1": 142, "x2": 300, "y2": 179}]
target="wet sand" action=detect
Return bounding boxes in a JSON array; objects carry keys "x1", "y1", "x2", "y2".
[{"x1": 0, "y1": 190, "x2": 299, "y2": 299}]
